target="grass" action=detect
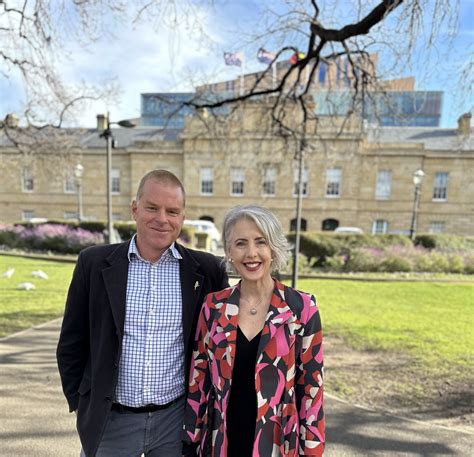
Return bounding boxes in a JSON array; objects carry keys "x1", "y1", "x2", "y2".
[
  {"x1": 0, "y1": 255, "x2": 74, "y2": 337},
  {"x1": 1, "y1": 255, "x2": 473, "y2": 375},
  {"x1": 297, "y1": 278, "x2": 474, "y2": 371}
]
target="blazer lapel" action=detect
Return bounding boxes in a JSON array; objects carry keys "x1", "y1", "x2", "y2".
[
  {"x1": 102, "y1": 242, "x2": 131, "y2": 337},
  {"x1": 257, "y1": 280, "x2": 294, "y2": 357},
  {"x1": 215, "y1": 285, "x2": 240, "y2": 369},
  {"x1": 177, "y1": 244, "x2": 205, "y2": 352}
]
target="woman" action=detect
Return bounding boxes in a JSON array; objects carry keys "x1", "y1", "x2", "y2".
[{"x1": 183, "y1": 205, "x2": 324, "y2": 456}]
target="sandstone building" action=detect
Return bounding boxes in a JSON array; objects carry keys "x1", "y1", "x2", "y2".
[{"x1": 0, "y1": 103, "x2": 472, "y2": 236}]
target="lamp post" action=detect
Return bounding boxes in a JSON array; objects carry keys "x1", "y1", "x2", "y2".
[
  {"x1": 291, "y1": 140, "x2": 306, "y2": 288},
  {"x1": 74, "y1": 163, "x2": 84, "y2": 222},
  {"x1": 97, "y1": 113, "x2": 136, "y2": 244},
  {"x1": 0, "y1": 113, "x2": 19, "y2": 128},
  {"x1": 409, "y1": 168, "x2": 425, "y2": 241}
]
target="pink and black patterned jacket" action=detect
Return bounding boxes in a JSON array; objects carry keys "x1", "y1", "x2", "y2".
[{"x1": 183, "y1": 279, "x2": 324, "y2": 456}]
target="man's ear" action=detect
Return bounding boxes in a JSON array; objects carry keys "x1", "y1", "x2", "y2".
[{"x1": 131, "y1": 200, "x2": 137, "y2": 220}]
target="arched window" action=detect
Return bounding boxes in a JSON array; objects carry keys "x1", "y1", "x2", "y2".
[
  {"x1": 199, "y1": 215, "x2": 214, "y2": 223},
  {"x1": 290, "y1": 218, "x2": 307, "y2": 232},
  {"x1": 322, "y1": 218, "x2": 339, "y2": 231}
]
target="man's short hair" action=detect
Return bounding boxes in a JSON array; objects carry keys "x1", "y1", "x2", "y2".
[{"x1": 135, "y1": 169, "x2": 186, "y2": 206}]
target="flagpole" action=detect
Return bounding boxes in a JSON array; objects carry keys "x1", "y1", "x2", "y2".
[{"x1": 272, "y1": 62, "x2": 276, "y2": 89}]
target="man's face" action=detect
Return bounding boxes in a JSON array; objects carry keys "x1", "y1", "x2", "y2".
[{"x1": 131, "y1": 179, "x2": 185, "y2": 262}]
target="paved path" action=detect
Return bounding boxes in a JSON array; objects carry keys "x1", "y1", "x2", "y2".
[{"x1": 0, "y1": 320, "x2": 472, "y2": 456}]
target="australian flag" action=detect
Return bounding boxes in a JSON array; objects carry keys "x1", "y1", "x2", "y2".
[
  {"x1": 257, "y1": 48, "x2": 276, "y2": 65},
  {"x1": 224, "y1": 51, "x2": 244, "y2": 67}
]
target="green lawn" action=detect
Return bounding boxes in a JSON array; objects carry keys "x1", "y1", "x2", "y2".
[
  {"x1": 0, "y1": 255, "x2": 74, "y2": 337},
  {"x1": 1, "y1": 256, "x2": 473, "y2": 377},
  {"x1": 298, "y1": 278, "x2": 474, "y2": 370}
]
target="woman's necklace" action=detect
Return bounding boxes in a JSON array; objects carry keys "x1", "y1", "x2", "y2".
[{"x1": 241, "y1": 293, "x2": 267, "y2": 315}]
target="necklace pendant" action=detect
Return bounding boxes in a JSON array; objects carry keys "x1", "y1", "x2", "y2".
[{"x1": 250, "y1": 307, "x2": 257, "y2": 315}]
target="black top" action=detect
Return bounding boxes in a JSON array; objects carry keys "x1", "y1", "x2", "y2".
[{"x1": 226, "y1": 326, "x2": 262, "y2": 457}]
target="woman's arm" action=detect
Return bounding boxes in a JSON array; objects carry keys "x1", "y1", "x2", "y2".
[
  {"x1": 183, "y1": 295, "x2": 213, "y2": 452},
  {"x1": 296, "y1": 293, "x2": 325, "y2": 456}
]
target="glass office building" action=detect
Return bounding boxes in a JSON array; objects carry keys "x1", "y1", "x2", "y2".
[
  {"x1": 141, "y1": 93, "x2": 196, "y2": 128},
  {"x1": 313, "y1": 90, "x2": 443, "y2": 126}
]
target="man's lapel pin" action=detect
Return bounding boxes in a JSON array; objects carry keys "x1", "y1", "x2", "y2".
[{"x1": 194, "y1": 281, "x2": 200, "y2": 290}]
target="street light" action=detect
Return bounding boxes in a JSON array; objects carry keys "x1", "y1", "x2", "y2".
[
  {"x1": 409, "y1": 168, "x2": 425, "y2": 241},
  {"x1": 0, "y1": 113, "x2": 19, "y2": 128},
  {"x1": 97, "y1": 113, "x2": 136, "y2": 244},
  {"x1": 74, "y1": 163, "x2": 84, "y2": 222},
  {"x1": 291, "y1": 140, "x2": 306, "y2": 288}
]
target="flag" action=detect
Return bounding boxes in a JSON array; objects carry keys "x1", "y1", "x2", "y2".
[
  {"x1": 289, "y1": 51, "x2": 305, "y2": 64},
  {"x1": 257, "y1": 48, "x2": 276, "y2": 65},
  {"x1": 224, "y1": 51, "x2": 244, "y2": 67}
]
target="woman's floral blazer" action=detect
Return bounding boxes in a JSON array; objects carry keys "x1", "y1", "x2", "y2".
[{"x1": 183, "y1": 279, "x2": 324, "y2": 456}]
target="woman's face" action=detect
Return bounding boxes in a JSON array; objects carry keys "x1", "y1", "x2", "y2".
[{"x1": 227, "y1": 218, "x2": 273, "y2": 283}]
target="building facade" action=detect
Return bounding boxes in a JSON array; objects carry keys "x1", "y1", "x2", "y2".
[{"x1": 1, "y1": 103, "x2": 472, "y2": 236}]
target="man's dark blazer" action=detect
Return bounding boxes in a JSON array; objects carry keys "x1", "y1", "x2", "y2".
[{"x1": 56, "y1": 240, "x2": 228, "y2": 457}]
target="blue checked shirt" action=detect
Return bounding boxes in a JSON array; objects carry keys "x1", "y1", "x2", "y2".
[{"x1": 114, "y1": 236, "x2": 185, "y2": 406}]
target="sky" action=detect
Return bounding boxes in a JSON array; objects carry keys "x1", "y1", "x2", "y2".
[{"x1": 1, "y1": 0, "x2": 473, "y2": 128}]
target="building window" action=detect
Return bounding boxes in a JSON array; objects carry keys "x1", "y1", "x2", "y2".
[
  {"x1": 64, "y1": 171, "x2": 76, "y2": 194},
  {"x1": 21, "y1": 167, "x2": 34, "y2": 192},
  {"x1": 64, "y1": 211, "x2": 78, "y2": 220},
  {"x1": 429, "y1": 221, "x2": 445, "y2": 234},
  {"x1": 112, "y1": 213, "x2": 122, "y2": 221},
  {"x1": 325, "y1": 168, "x2": 341, "y2": 197},
  {"x1": 262, "y1": 166, "x2": 277, "y2": 196},
  {"x1": 290, "y1": 218, "x2": 307, "y2": 232},
  {"x1": 22, "y1": 210, "x2": 34, "y2": 221},
  {"x1": 433, "y1": 172, "x2": 448, "y2": 201},
  {"x1": 372, "y1": 219, "x2": 389, "y2": 234},
  {"x1": 375, "y1": 170, "x2": 392, "y2": 199},
  {"x1": 293, "y1": 166, "x2": 308, "y2": 197},
  {"x1": 200, "y1": 167, "x2": 214, "y2": 195},
  {"x1": 318, "y1": 63, "x2": 326, "y2": 86},
  {"x1": 230, "y1": 167, "x2": 245, "y2": 196},
  {"x1": 111, "y1": 168, "x2": 120, "y2": 194},
  {"x1": 322, "y1": 218, "x2": 339, "y2": 231}
]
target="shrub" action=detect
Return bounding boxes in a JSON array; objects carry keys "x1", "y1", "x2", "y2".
[
  {"x1": 449, "y1": 254, "x2": 465, "y2": 274},
  {"x1": 464, "y1": 254, "x2": 474, "y2": 274},
  {"x1": 324, "y1": 255, "x2": 346, "y2": 272},
  {"x1": 414, "y1": 234, "x2": 474, "y2": 252},
  {"x1": 78, "y1": 221, "x2": 106, "y2": 233},
  {"x1": 115, "y1": 221, "x2": 136, "y2": 240},
  {"x1": 379, "y1": 256, "x2": 412, "y2": 272},
  {"x1": 345, "y1": 248, "x2": 383, "y2": 272},
  {"x1": 0, "y1": 223, "x2": 103, "y2": 254}
]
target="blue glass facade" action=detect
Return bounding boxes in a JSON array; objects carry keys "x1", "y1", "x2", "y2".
[
  {"x1": 313, "y1": 91, "x2": 443, "y2": 126},
  {"x1": 141, "y1": 93, "x2": 195, "y2": 128},
  {"x1": 141, "y1": 92, "x2": 231, "y2": 128}
]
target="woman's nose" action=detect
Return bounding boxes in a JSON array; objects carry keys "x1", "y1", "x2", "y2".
[{"x1": 246, "y1": 243, "x2": 258, "y2": 257}]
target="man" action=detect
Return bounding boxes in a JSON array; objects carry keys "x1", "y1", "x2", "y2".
[{"x1": 57, "y1": 170, "x2": 228, "y2": 457}]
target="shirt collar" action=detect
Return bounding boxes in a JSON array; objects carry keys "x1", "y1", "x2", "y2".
[{"x1": 127, "y1": 235, "x2": 183, "y2": 263}]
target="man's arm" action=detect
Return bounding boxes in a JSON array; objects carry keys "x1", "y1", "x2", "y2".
[{"x1": 56, "y1": 252, "x2": 90, "y2": 412}]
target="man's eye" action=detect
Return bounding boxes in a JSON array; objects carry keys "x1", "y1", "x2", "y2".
[{"x1": 147, "y1": 207, "x2": 157, "y2": 211}]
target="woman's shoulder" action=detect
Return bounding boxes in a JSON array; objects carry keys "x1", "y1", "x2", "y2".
[
  {"x1": 204, "y1": 284, "x2": 236, "y2": 305},
  {"x1": 277, "y1": 280, "x2": 316, "y2": 314}
]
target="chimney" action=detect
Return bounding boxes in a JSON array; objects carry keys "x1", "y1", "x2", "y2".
[{"x1": 457, "y1": 112, "x2": 472, "y2": 135}]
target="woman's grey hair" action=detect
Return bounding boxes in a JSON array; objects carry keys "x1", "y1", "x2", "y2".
[{"x1": 223, "y1": 205, "x2": 290, "y2": 273}]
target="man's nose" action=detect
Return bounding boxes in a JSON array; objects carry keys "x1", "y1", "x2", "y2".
[{"x1": 154, "y1": 209, "x2": 167, "y2": 223}]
